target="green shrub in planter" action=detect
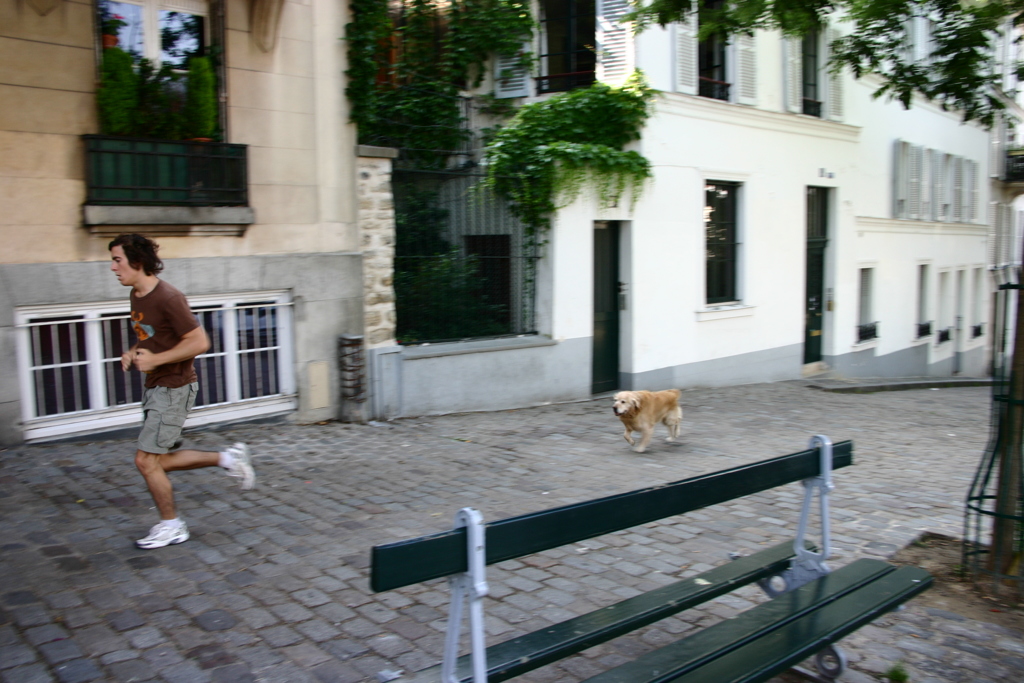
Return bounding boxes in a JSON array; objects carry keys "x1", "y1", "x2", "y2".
[
  {"x1": 97, "y1": 47, "x2": 138, "y2": 135},
  {"x1": 185, "y1": 56, "x2": 217, "y2": 139},
  {"x1": 134, "y1": 59, "x2": 185, "y2": 140}
]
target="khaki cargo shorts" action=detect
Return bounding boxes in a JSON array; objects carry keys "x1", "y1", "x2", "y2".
[{"x1": 138, "y1": 383, "x2": 198, "y2": 454}]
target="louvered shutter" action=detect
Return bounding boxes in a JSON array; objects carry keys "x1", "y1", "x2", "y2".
[
  {"x1": 990, "y1": 120, "x2": 1004, "y2": 178},
  {"x1": 908, "y1": 145, "x2": 922, "y2": 220},
  {"x1": 920, "y1": 148, "x2": 931, "y2": 221},
  {"x1": 966, "y1": 160, "x2": 978, "y2": 222},
  {"x1": 675, "y1": 14, "x2": 698, "y2": 95},
  {"x1": 989, "y1": 202, "x2": 999, "y2": 266},
  {"x1": 734, "y1": 33, "x2": 757, "y2": 105},
  {"x1": 597, "y1": 0, "x2": 633, "y2": 85},
  {"x1": 914, "y1": 17, "x2": 930, "y2": 63},
  {"x1": 892, "y1": 140, "x2": 907, "y2": 219},
  {"x1": 494, "y1": 44, "x2": 530, "y2": 98},
  {"x1": 951, "y1": 157, "x2": 963, "y2": 222},
  {"x1": 935, "y1": 152, "x2": 947, "y2": 221},
  {"x1": 784, "y1": 37, "x2": 802, "y2": 113},
  {"x1": 825, "y1": 28, "x2": 844, "y2": 121}
]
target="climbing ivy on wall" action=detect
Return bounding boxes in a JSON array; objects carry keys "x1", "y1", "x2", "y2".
[
  {"x1": 344, "y1": 0, "x2": 533, "y2": 167},
  {"x1": 484, "y1": 73, "x2": 655, "y2": 234}
]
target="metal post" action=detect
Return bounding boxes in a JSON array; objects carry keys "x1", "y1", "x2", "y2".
[{"x1": 441, "y1": 508, "x2": 489, "y2": 683}]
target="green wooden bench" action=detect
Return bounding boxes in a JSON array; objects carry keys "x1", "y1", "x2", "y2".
[{"x1": 370, "y1": 436, "x2": 932, "y2": 683}]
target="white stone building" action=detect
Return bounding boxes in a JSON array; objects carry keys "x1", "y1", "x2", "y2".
[{"x1": 371, "y1": 3, "x2": 1001, "y2": 418}]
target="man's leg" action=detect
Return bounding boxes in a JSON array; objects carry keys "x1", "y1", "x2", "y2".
[{"x1": 135, "y1": 448, "x2": 220, "y2": 520}]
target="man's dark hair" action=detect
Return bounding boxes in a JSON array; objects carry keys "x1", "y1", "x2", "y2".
[{"x1": 108, "y1": 233, "x2": 164, "y2": 276}]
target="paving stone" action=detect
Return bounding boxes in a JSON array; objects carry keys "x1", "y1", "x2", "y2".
[
  {"x1": 51, "y1": 658, "x2": 103, "y2": 683},
  {"x1": 2, "y1": 664, "x2": 55, "y2": 683},
  {"x1": 0, "y1": 383, "x2": 1016, "y2": 683},
  {"x1": 193, "y1": 610, "x2": 237, "y2": 632}
]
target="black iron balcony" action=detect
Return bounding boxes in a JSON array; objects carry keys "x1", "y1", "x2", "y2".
[
  {"x1": 802, "y1": 98, "x2": 822, "y2": 117},
  {"x1": 916, "y1": 321, "x2": 933, "y2": 338},
  {"x1": 937, "y1": 327, "x2": 952, "y2": 343},
  {"x1": 972, "y1": 322, "x2": 984, "y2": 338},
  {"x1": 698, "y1": 77, "x2": 731, "y2": 102},
  {"x1": 536, "y1": 70, "x2": 596, "y2": 94},
  {"x1": 84, "y1": 135, "x2": 248, "y2": 206},
  {"x1": 857, "y1": 322, "x2": 878, "y2": 343},
  {"x1": 1006, "y1": 150, "x2": 1024, "y2": 182}
]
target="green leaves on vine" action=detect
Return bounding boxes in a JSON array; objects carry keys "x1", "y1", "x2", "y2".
[{"x1": 485, "y1": 73, "x2": 655, "y2": 234}]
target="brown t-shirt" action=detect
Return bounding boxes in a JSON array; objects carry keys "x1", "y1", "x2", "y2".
[{"x1": 131, "y1": 280, "x2": 200, "y2": 388}]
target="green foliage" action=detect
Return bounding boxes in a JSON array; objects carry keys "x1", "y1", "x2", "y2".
[
  {"x1": 185, "y1": 56, "x2": 217, "y2": 139},
  {"x1": 344, "y1": 0, "x2": 533, "y2": 164},
  {"x1": 394, "y1": 187, "x2": 511, "y2": 342},
  {"x1": 97, "y1": 47, "x2": 138, "y2": 135},
  {"x1": 97, "y1": 47, "x2": 220, "y2": 140},
  {"x1": 885, "y1": 661, "x2": 910, "y2": 683},
  {"x1": 134, "y1": 59, "x2": 185, "y2": 140},
  {"x1": 485, "y1": 73, "x2": 655, "y2": 233},
  {"x1": 626, "y1": 0, "x2": 1022, "y2": 128}
]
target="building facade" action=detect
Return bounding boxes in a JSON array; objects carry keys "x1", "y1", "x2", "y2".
[
  {"x1": 370, "y1": 3, "x2": 998, "y2": 418},
  {"x1": 1, "y1": 0, "x2": 364, "y2": 444}
]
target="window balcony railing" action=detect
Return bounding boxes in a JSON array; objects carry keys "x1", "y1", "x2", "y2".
[
  {"x1": 972, "y1": 322, "x2": 984, "y2": 338},
  {"x1": 84, "y1": 135, "x2": 248, "y2": 206},
  {"x1": 857, "y1": 322, "x2": 878, "y2": 343},
  {"x1": 937, "y1": 327, "x2": 952, "y2": 344},
  {"x1": 1007, "y1": 151, "x2": 1024, "y2": 181},
  {"x1": 916, "y1": 321, "x2": 932, "y2": 338},
  {"x1": 698, "y1": 77, "x2": 731, "y2": 102},
  {"x1": 802, "y1": 98, "x2": 822, "y2": 117},
  {"x1": 536, "y1": 70, "x2": 595, "y2": 94}
]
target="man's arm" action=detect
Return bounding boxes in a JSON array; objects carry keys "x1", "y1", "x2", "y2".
[{"x1": 134, "y1": 326, "x2": 210, "y2": 373}]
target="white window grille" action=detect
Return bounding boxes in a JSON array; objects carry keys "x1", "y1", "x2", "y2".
[{"x1": 15, "y1": 291, "x2": 295, "y2": 442}]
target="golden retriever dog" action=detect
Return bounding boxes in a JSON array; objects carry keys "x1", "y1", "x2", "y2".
[{"x1": 612, "y1": 389, "x2": 682, "y2": 453}]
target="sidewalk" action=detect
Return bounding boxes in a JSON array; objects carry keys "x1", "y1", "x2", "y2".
[{"x1": 1, "y1": 381, "x2": 1020, "y2": 683}]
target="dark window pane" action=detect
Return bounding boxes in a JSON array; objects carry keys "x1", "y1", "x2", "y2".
[{"x1": 705, "y1": 181, "x2": 739, "y2": 304}]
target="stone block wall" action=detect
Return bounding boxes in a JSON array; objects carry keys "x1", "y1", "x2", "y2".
[{"x1": 357, "y1": 146, "x2": 398, "y2": 349}]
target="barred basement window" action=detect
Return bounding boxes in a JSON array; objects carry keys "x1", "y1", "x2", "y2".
[{"x1": 15, "y1": 292, "x2": 294, "y2": 442}]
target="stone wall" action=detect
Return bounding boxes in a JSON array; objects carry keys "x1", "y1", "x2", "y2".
[{"x1": 357, "y1": 147, "x2": 398, "y2": 349}]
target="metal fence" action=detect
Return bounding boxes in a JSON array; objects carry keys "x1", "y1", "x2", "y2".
[
  {"x1": 392, "y1": 169, "x2": 538, "y2": 344},
  {"x1": 83, "y1": 135, "x2": 248, "y2": 205}
]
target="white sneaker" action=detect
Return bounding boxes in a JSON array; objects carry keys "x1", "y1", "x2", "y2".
[
  {"x1": 136, "y1": 521, "x2": 189, "y2": 549},
  {"x1": 225, "y1": 442, "x2": 255, "y2": 490}
]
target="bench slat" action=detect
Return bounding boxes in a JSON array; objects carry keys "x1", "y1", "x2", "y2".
[
  {"x1": 406, "y1": 541, "x2": 809, "y2": 683},
  {"x1": 582, "y1": 559, "x2": 932, "y2": 683},
  {"x1": 371, "y1": 441, "x2": 852, "y2": 592}
]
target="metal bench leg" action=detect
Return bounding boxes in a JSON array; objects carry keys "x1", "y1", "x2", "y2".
[
  {"x1": 442, "y1": 508, "x2": 489, "y2": 683},
  {"x1": 757, "y1": 434, "x2": 835, "y2": 597},
  {"x1": 791, "y1": 644, "x2": 848, "y2": 683}
]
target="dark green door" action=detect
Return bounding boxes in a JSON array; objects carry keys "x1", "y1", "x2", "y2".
[
  {"x1": 592, "y1": 221, "x2": 620, "y2": 393},
  {"x1": 804, "y1": 187, "x2": 829, "y2": 364}
]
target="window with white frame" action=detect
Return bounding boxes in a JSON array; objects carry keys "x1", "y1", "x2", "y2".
[
  {"x1": 916, "y1": 264, "x2": 931, "y2": 338},
  {"x1": 15, "y1": 291, "x2": 294, "y2": 441},
  {"x1": 857, "y1": 268, "x2": 877, "y2": 342},
  {"x1": 937, "y1": 270, "x2": 952, "y2": 343}
]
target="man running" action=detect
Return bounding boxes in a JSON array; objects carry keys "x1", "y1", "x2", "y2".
[{"x1": 110, "y1": 233, "x2": 255, "y2": 549}]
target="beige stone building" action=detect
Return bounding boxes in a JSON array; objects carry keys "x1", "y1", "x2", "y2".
[{"x1": 0, "y1": 0, "x2": 382, "y2": 444}]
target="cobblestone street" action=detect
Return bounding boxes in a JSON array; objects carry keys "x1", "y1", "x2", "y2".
[{"x1": 2, "y1": 381, "x2": 1021, "y2": 683}]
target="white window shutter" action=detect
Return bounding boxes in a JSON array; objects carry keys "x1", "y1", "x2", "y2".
[
  {"x1": 734, "y1": 33, "x2": 757, "y2": 105},
  {"x1": 825, "y1": 27, "x2": 844, "y2": 121},
  {"x1": 908, "y1": 145, "x2": 921, "y2": 220},
  {"x1": 966, "y1": 160, "x2": 978, "y2": 222},
  {"x1": 494, "y1": 45, "x2": 531, "y2": 98},
  {"x1": 952, "y1": 157, "x2": 963, "y2": 222},
  {"x1": 597, "y1": 0, "x2": 633, "y2": 85},
  {"x1": 920, "y1": 148, "x2": 931, "y2": 221},
  {"x1": 892, "y1": 140, "x2": 907, "y2": 219},
  {"x1": 935, "y1": 152, "x2": 946, "y2": 221},
  {"x1": 784, "y1": 37, "x2": 802, "y2": 113},
  {"x1": 989, "y1": 201, "x2": 999, "y2": 266},
  {"x1": 675, "y1": 14, "x2": 698, "y2": 95}
]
